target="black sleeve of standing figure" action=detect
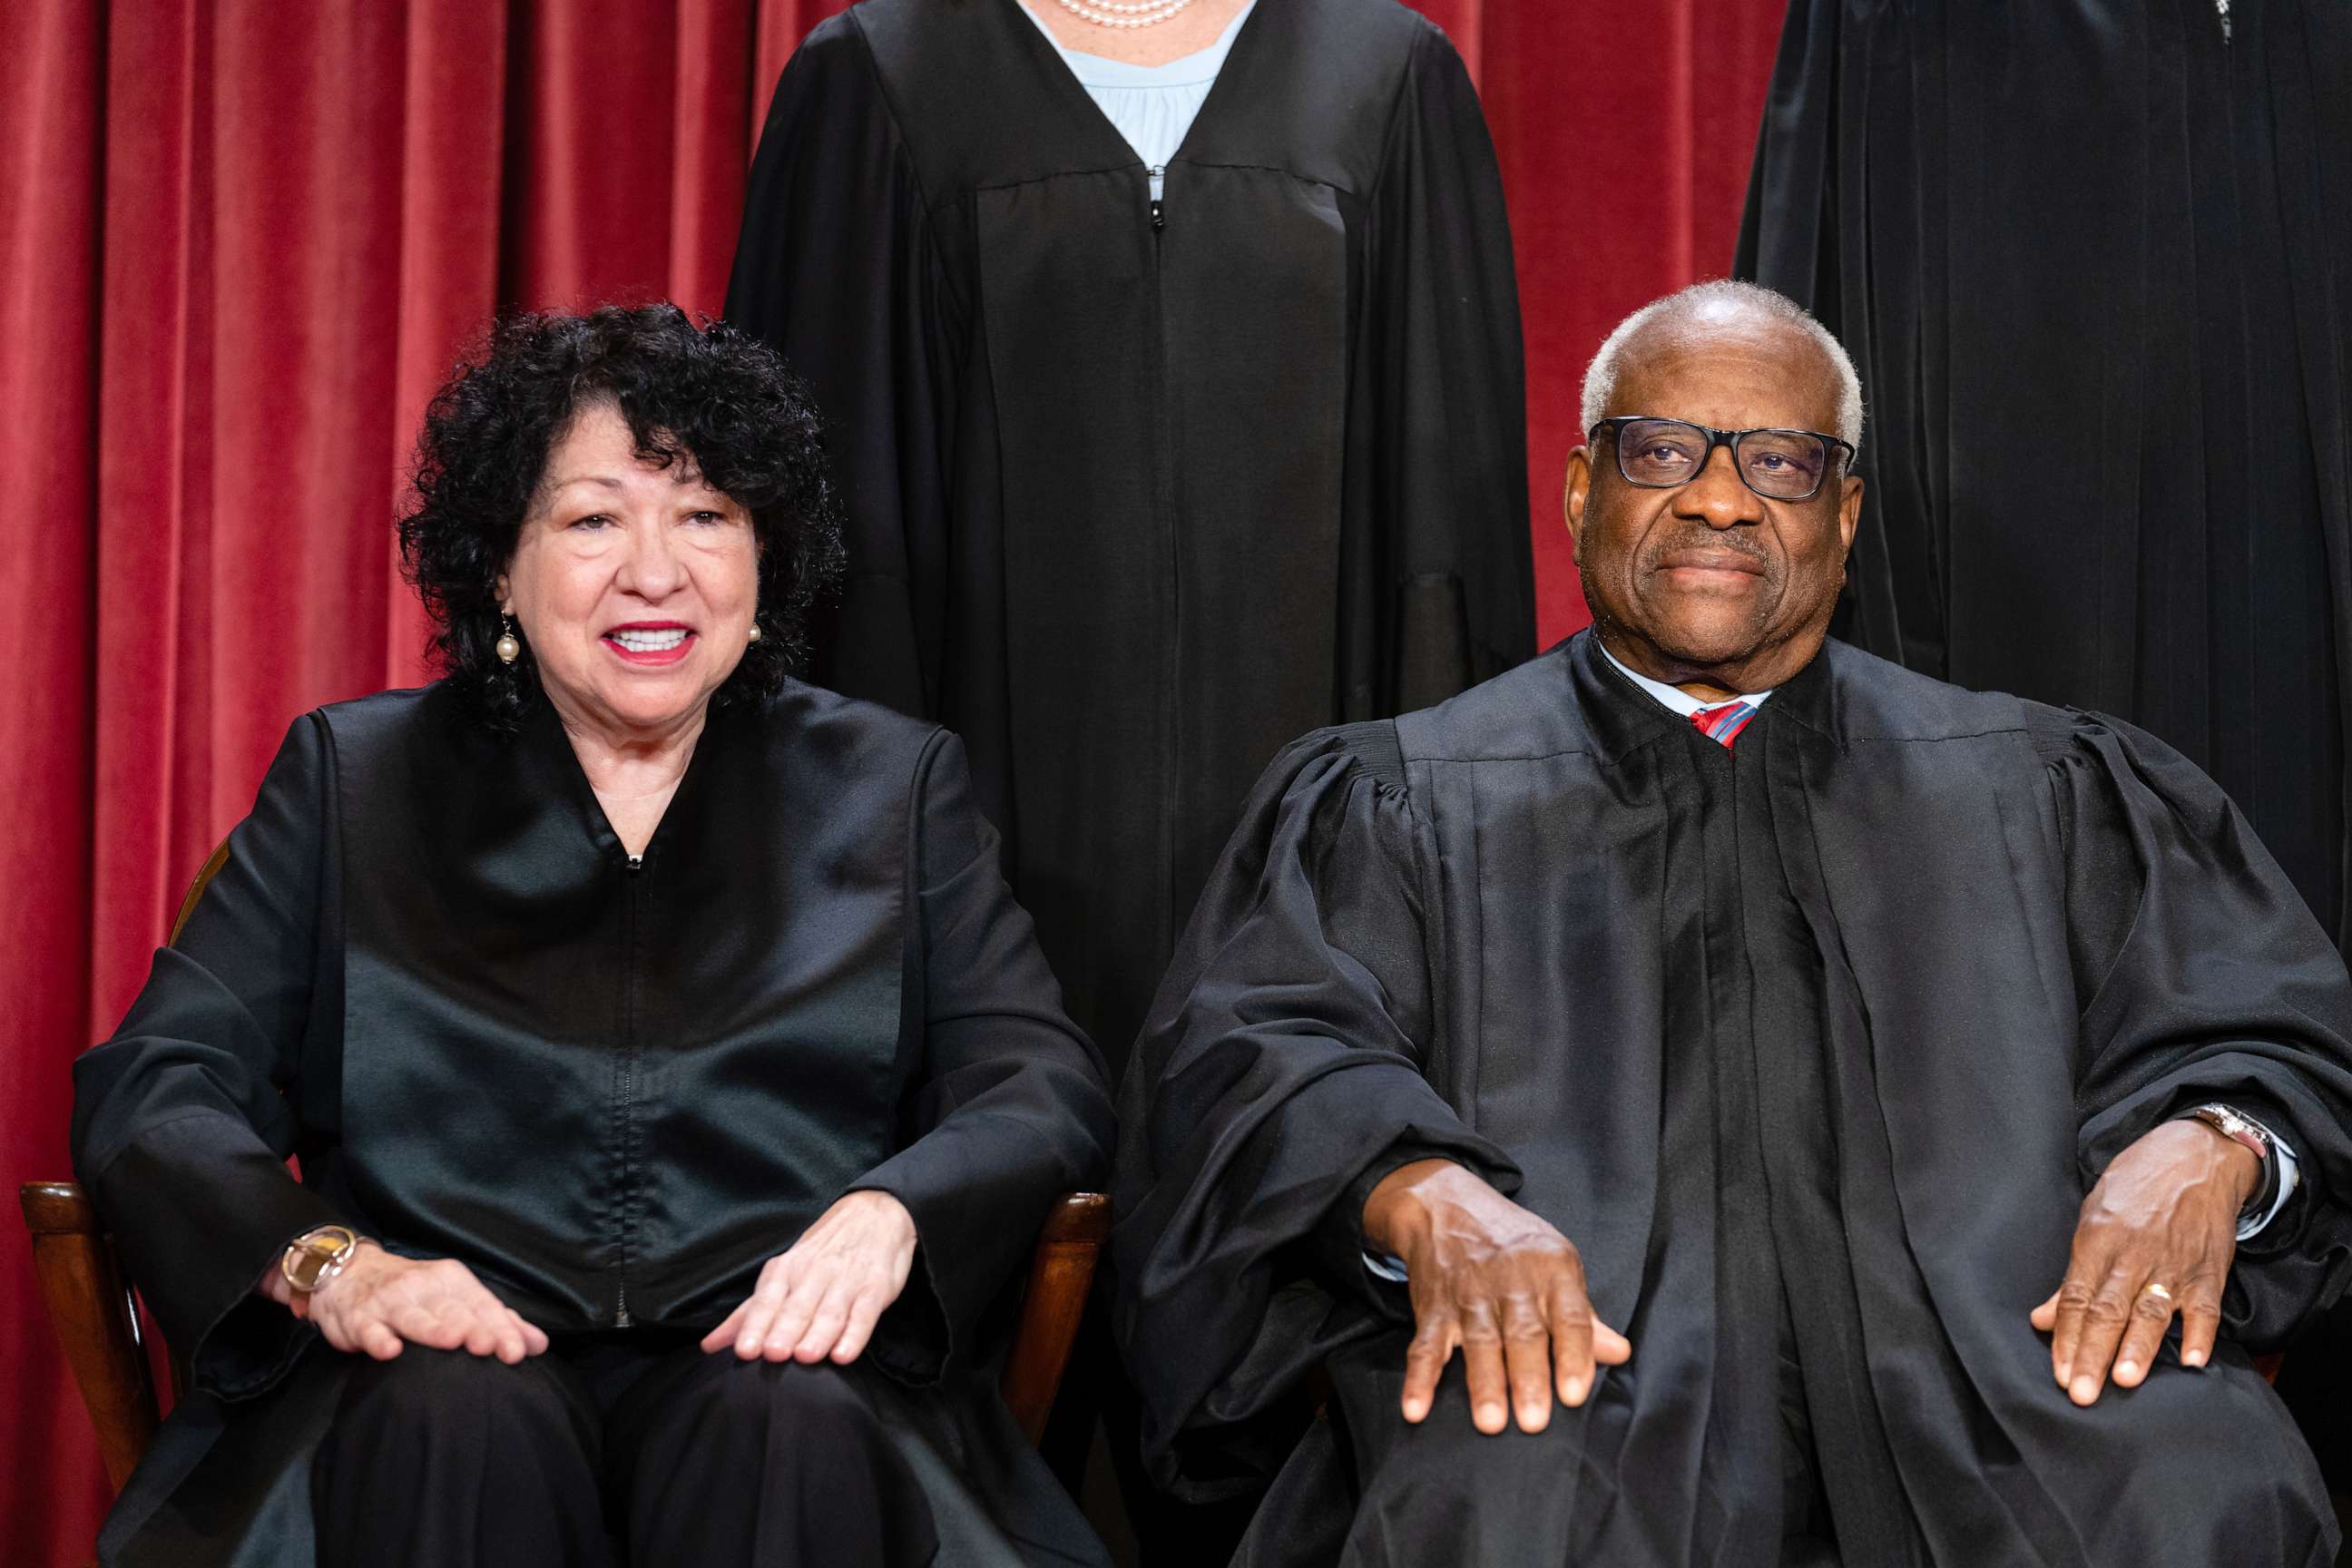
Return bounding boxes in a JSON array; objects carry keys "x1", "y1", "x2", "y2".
[
  {"x1": 1366, "y1": 24, "x2": 1536, "y2": 710},
  {"x1": 850, "y1": 729, "x2": 1116, "y2": 1385},
  {"x1": 70, "y1": 715, "x2": 349, "y2": 1400},
  {"x1": 2045, "y1": 710, "x2": 2352, "y2": 1347},
  {"x1": 726, "y1": 14, "x2": 960, "y2": 720}
]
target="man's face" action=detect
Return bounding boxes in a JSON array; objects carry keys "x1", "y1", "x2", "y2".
[{"x1": 1564, "y1": 315, "x2": 1863, "y2": 693}]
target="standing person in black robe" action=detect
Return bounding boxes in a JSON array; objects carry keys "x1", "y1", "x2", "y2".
[
  {"x1": 1114, "y1": 281, "x2": 2352, "y2": 1565},
  {"x1": 71, "y1": 308, "x2": 1115, "y2": 1568},
  {"x1": 723, "y1": 0, "x2": 1534, "y2": 1084},
  {"x1": 726, "y1": 5, "x2": 1533, "y2": 1550},
  {"x1": 1733, "y1": 0, "x2": 2352, "y2": 955},
  {"x1": 1735, "y1": 0, "x2": 2352, "y2": 1513}
]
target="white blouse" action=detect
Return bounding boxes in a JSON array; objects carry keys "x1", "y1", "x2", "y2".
[{"x1": 1018, "y1": 1, "x2": 1259, "y2": 200}]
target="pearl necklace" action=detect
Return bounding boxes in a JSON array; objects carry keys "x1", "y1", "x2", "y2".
[{"x1": 1053, "y1": 0, "x2": 1198, "y2": 29}]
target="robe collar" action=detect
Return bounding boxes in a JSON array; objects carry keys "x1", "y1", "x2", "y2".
[
  {"x1": 855, "y1": 0, "x2": 1412, "y2": 199},
  {"x1": 481, "y1": 688, "x2": 729, "y2": 872},
  {"x1": 1596, "y1": 639, "x2": 1777, "y2": 719},
  {"x1": 1569, "y1": 629, "x2": 1840, "y2": 765}
]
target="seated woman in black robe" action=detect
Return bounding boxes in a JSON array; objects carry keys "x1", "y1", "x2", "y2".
[{"x1": 70, "y1": 305, "x2": 1117, "y2": 1568}]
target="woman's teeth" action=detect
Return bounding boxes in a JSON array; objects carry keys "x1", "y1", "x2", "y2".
[{"x1": 612, "y1": 628, "x2": 689, "y2": 652}]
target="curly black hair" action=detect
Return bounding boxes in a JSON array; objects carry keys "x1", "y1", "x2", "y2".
[{"x1": 398, "y1": 304, "x2": 845, "y2": 729}]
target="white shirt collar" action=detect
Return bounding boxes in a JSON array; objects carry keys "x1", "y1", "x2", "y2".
[{"x1": 1597, "y1": 640, "x2": 1776, "y2": 720}]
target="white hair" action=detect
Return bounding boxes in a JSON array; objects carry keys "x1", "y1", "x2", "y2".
[{"x1": 1579, "y1": 279, "x2": 1865, "y2": 454}]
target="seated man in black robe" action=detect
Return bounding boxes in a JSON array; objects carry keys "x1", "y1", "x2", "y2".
[{"x1": 1112, "y1": 280, "x2": 2352, "y2": 1566}]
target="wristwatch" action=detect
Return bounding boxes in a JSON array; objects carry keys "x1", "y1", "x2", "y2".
[
  {"x1": 2180, "y1": 1103, "x2": 2278, "y2": 1219},
  {"x1": 279, "y1": 1225, "x2": 365, "y2": 1295}
]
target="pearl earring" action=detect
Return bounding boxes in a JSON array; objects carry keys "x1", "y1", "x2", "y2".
[
  {"x1": 747, "y1": 621, "x2": 762, "y2": 643},
  {"x1": 495, "y1": 613, "x2": 520, "y2": 664}
]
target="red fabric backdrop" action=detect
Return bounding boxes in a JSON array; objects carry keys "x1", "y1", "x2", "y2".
[{"x1": 0, "y1": 1, "x2": 1779, "y2": 1557}]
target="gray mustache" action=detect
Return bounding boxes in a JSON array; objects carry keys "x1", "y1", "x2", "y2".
[{"x1": 1645, "y1": 536, "x2": 1771, "y2": 571}]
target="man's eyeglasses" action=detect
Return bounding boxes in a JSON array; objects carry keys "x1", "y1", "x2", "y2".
[{"x1": 1589, "y1": 416, "x2": 1855, "y2": 503}]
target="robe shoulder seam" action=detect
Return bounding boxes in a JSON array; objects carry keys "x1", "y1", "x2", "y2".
[
  {"x1": 965, "y1": 164, "x2": 1150, "y2": 200},
  {"x1": 1363, "y1": 17, "x2": 1446, "y2": 207},
  {"x1": 1171, "y1": 156, "x2": 1343, "y2": 187},
  {"x1": 1405, "y1": 726, "x2": 2032, "y2": 766},
  {"x1": 838, "y1": 7, "x2": 959, "y2": 231},
  {"x1": 1836, "y1": 726, "x2": 2030, "y2": 746},
  {"x1": 1411, "y1": 747, "x2": 1601, "y2": 764},
  {"x1": 1325, "y1": 718, "x2": 1406, "y2": 789},
  {"x1": 906, "y1": 721, "x2": 956, "y2": 794}
]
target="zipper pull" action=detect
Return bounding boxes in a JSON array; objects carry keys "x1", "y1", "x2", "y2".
[
  {"x1": 1149, "y1": 164, "x2": 1166, "y2": 230},
  {"x1": 626, "y1": 854, "x2": 642, "y2": 872}
]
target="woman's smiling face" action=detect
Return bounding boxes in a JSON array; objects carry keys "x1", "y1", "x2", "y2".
[{"x1": 497, "y1": 397, "x2": 760, "y2": 745}]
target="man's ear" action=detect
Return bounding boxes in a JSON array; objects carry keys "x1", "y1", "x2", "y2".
[
  {"x1": 1564, "y1": 446, "x2": 1594, "y2": 558},
  {"x1": 1836, "y1": 472, "x2": 1863, "y2": 559}
]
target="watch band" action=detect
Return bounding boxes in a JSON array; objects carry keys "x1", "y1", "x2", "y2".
[
  {"x1": 2184, "y1": 1102, "x2": 2270, "y2": 1161},
  {"x1": 2181, "y1": 1104, "x2": 2278, "y2": 1220},
  {"x1": 279, "y1": 1225, "x2": 364, "y2": 1295}
]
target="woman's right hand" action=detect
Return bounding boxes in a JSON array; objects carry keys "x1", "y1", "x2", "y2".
[{"x1": 260, "y1": 1244, "x2": 549, "y2": 1363}]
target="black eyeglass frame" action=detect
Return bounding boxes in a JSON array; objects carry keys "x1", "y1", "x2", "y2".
[{"x1": 1588, "y1": 416, "x2": 1857, "y2": 503}]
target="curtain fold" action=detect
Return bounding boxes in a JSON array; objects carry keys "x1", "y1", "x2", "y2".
[{"x1": 0, "y1": 2, "x2": 1777, "y2": 1558}]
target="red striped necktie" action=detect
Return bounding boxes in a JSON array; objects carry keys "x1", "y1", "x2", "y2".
[{"x1": 1690, "y1": 701, "x2": 1759, "y2": 749}]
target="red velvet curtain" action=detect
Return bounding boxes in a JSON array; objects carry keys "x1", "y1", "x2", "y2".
[{"x1": 0, "y1": 1, "x2": 1778, "y2": 1557}]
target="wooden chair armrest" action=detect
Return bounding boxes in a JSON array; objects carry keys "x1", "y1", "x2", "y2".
[
  {"x1": 23, "y1": 1173, "x2": 1119, "y2": 1476},
  {"x1": 1000, "y1": 1192, "x2": 1111, "y2": 1446},
  {"x1": 20, "y1": 1181, "x2": 161, "y2": 1492}
]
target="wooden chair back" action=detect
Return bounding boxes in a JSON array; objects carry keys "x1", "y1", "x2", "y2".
[{"x1": 19, "y1": 1183, "x2": 159, "y2": 1492}]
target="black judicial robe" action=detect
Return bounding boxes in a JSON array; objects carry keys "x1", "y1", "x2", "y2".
[
  {"x1": 71, "y1": 681, "x2": 1116, "y2": 1567},
  {"x1": 1116, "y1": 632, "x2": 2352, "y2": 1565},
  {"x1": 1734, "y1": 0, "x2": 2352, "y2": 955},
  {"x1": 724, "y1": 0, "x2": 1535, "y2": 1070}
]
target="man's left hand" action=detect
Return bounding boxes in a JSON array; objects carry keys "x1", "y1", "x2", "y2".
[
  {"x1": 701, "y1": 1190, "x2": 918, "y2": 1367},
  {"x1": 2031, "y1": 1119, "x2": 2259, "y2": 1406}
]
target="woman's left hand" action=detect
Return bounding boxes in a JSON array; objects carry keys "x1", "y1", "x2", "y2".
[{"x1": 701, "y1": 1190, "x2": 919, "y2": 1366}]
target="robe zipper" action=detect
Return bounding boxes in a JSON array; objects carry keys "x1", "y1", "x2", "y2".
[
  {"x1": 1148, "y1": 163, "x2": 1181, "y2": 965},
  {"x1": 615, "y1": 852, "x2": 643, "y2": 1327}
]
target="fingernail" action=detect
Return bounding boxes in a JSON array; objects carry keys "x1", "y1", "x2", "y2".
[
  {"x1": 2115, "y1": 1360, "x2": 2138, "y2": 1381},
  {"x1": 2183, "y1": 1350, "x2": 2207, "y2": 1368},
  {"x1": 1477, "y1": 1403, "x2": 1505, "y2": 1427},
  {"x1": 2071, "y1": 1376, "x2": 2097, "y2": 1404},
  {"x1": 1563, "y1": 1377, "x2": 1587, "y2": 1405}
]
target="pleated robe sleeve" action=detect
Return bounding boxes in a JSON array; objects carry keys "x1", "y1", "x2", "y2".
[
  {"x1": 2050, "y1": 711, "x2": 2352, "y2": 1345},
  {"x1": 851, "y1": 730, "x2": 1117, "y2": 1383},
  {"x1": 70, "y1": 716, "x2": 348, "y2": 1400},
  {"x1": 1363, "y1": 27, "x2": 1536, "y2": 711},
  {"x1": 725, "y1": 15, "x2": 957, "y2": 719},
  {"x1": 1113, "y1": 725, "x2": 1518, "y2": 1498}
]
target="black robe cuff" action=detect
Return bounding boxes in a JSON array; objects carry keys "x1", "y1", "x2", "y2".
[
  {"x1": 84, "y1": 1115, "x2": 347, "y2": 1400},
  {"x1": 1311, "y1": 1135, "x2": 1517, "y2": 1309}
]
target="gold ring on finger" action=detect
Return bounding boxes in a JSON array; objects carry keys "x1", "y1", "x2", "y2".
[{"x1": 2141, "y1": 1281, "x2": 2174, "y2": 1302}]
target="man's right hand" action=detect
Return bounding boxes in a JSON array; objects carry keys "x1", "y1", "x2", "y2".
[
  {"x1": 1361, "y1": 1159, "x2": 1631, "y2": 1436},
  {"x1": 260, "y1": 1245, "x2": 548, "y2": 1364}
]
